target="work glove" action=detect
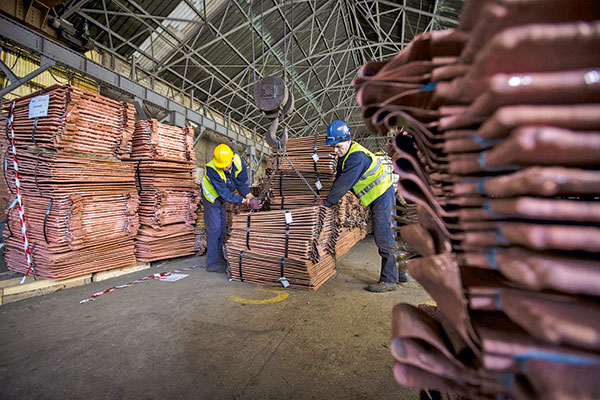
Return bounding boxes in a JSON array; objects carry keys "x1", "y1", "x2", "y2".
[
  {"x1": 248, "y1": 197, "x2": 262, "y2": 210},
  {"x1": 316, "y1": 199, "x2": 324, "y2": 206}
]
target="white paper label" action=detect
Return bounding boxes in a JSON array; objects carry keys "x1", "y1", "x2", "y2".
[
  {"x1": 315, "y1": 180, "x2": 323, "y2": 191},
  {"x1": 159, "y1": 273, "x2": 189, "y2": 282},
  {"x1": 312, "y1": 153, "x2": 319, "y2": 162},
  {"x1": 28, "y1": 95, "x2": 49, "y2": 119},
  {"x1": 285, "y1": 211, "x2": 293, "y2": 224},
  {"x1": 279, "y1": 277, "x2": 290, "y2": 288}
]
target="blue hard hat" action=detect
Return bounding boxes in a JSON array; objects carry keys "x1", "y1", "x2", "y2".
[{"x1": 325, "y1": 120, "x2": 351, "y2": 145}]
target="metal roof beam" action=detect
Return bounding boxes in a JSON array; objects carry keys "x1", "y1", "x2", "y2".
[{"x1": 0, "y1": 15, "x2": 269, "y2": 155}]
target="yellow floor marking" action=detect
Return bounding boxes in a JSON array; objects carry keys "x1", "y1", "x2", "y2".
[
  {"x1": 422, "y1": 301, "x2": 437, "y2": 306},
  {"x1": 229, "y1": 288, "x2": 289, "y2": 304}
]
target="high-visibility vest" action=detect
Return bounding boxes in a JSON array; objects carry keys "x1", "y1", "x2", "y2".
[
  {"x1": 341, "y1": 142, "x2": 392, "y2": 207},
  {"x1": 202, "y1": 154, "x2": 243, "y2": 203}
]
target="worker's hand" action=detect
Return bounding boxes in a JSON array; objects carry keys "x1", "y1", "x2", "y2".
[
  {"x1": 316, "y1": 199, "x2": 324, "y2": 206},
  {"x1": 248, "y1": 197, "x2": 262, "y2": 210}
]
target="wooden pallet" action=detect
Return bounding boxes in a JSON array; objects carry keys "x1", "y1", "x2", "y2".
[{"x1": 0, "y1": 262, "x2": 150, "y2": 305}]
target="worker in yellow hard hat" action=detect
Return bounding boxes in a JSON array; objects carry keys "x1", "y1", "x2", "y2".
[{"x1": 202, "y1": 144, "x2": 261, "y2": 273}]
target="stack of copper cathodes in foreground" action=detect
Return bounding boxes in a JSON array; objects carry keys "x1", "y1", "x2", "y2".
[
  {"x1": 333, "y1": 193, "x2": 370, "y2": 257},
  {"x1": 130, "y1": 119, "x2": 198, "y2": 262},
  {"x1": 225, "y1": 206, "x2": 337, "y2": 290},
  {"x1": 354, "y1": 0, "x2": 600, "y2": 398},
  {"x1": 2, "y1": 86, "x2": 139, "y2": 280},
  {"x1": 266, "y1": 135, "x2": 336, "y2": 209}
]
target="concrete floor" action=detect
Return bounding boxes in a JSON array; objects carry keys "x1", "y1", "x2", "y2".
[{"x1": 0, "y1": 236, "x2": 432, "y2": 399}]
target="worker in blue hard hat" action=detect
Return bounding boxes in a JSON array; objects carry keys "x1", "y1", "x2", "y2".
[
  {"x1": 321, "y1": 120, "x2": 408, "y2": 292},
  {"x1": 202, "y1": 144, "x2": 261, "y2": 273}
]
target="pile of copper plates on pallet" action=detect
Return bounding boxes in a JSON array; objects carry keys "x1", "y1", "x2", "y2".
[
  {"x1": 355, "y1": 0, "x2": 600, "y2": 398},
  {"x1": 225, "y1": 206, "x2": 337, "y2": 290},
  {"x1": 333, "y1": 193, "x2": 370, "y2": 257},
  {"x1": 132, "y1": 119, "x2": 195, "y2": 163},
  {"x1": 3, "y1": 85, "x2": 134, "y2": 159},
  {"x1": 2, "y1": 148, "x2": 139, "y2": 280},
  {"x1": 130, "y1": 120, "x2": 198, "y2": 262},
  {"x1": 266, "y1": 135, "x2": 336, "y2": 209}
]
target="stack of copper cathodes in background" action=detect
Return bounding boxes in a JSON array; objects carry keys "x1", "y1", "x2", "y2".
[
  {"x1": 225, "y1": 206, "x2": 337, "y2": 290},
  {"x1": 5, "y1": 84, "x2": 135, "y2": 159},
  {"x1": 355, "y1": 0, "x2": 600, "y2": 398},
  {"x1": 266, "y1": 135, "x2": 336, "y2": 209},
  {"x1": 2, "y1": 86, "x2": 139, "y2": 280},
  {"x1": 130, "y1": 119, "x2": 198, "y2": 262}
]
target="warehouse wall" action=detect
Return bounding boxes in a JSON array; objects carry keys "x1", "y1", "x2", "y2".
[{"x1": 192, "y1": 131, "x2": 268, "y2": 187}]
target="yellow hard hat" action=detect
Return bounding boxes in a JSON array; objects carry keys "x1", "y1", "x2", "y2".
[{"x1": 214, "y1": 144, "x2": 234, "y2": 168}]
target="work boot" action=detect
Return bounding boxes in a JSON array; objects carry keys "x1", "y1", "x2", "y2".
[
  {"x1": 207, "y1": 264, "x2": 227, "y2": 273},
  {"x1": 366, "y1": 281, "x2": 398, "y2": 293},
  {"x1": 397, "y1": 271, "x2": 410, "y2": 283}
]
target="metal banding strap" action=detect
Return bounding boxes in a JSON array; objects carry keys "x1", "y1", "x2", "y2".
[
  {"x1": 43, "y1": 198, "x2": 52, "y2": 244},
  {"x1": 357, "y1": 171, "x2": 388, "y2": 198},
  {"x1": 5, "y1": 199, "x2": 17, "y2": 237},
  {"x1": 246, "y1": 214, "x2": 251, "y2": 250},
  {"x1": 239, "y1": 250, "x2": 244, "y2": 282},
  {"x1": 280, "y1": 258, "x2": 285, "y2": 280},
  {"x1": 278, "y1": 168, "x2": 283, "y2": 198},
  {"x1": 31, "y1": 87, "x2": 43, "y2": 146},
  {"x1": 136, "y1": 160, "x2": 143, "y2": 192},
  {"x1": 280, "y1": 196, "x2": 285, "y2": 209},
  {"x1": 284, "y1": 222, "x2": 290, "y2": 258},
  {"x1": 34, "y1": 154, "x2": 41, "y2": 195},
  {"x1": 3, "y1": 150, "x2": 15, "y2": 195}
]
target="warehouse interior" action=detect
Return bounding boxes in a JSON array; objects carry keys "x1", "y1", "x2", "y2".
[{"x1": 1, "y1": 0, "x2": 600, "y2": 399}]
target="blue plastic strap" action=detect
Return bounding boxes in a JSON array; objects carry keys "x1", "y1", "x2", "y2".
[
  {"x1": 422, "y1": 82, "x2": 437, "y2": 91},
  {"x1": 483, "y1": 202, "x2": 504, "y2": 219},
  {"x1": 485, "y1": 247, "x2": 500, "y2": 270},
  {"x1": 476, "y1": 178, "x2": 487, "y2": 195}
]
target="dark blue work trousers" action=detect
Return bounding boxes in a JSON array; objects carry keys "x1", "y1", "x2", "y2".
[
  {"x1": 203, "y1": 196, "x2": 227, "y2": 268},
  {"x1": 370, "y1": 186, "x2": 398, "y2": 283}
]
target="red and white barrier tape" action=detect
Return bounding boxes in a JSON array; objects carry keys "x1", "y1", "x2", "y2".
[
  {"x1": 80, "y1": 265, "x2": 200, "y2": 304},
  {"x1": 7, "y1": 101, "x2": 34, "y2": 284}
]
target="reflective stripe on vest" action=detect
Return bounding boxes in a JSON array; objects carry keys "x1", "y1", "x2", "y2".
[
  {"x1": 202, "y1": 154, "x2": 244, "y2": 203},
  {"x1": 341, "y1": 142, "x2": 392, "y2": 207}
]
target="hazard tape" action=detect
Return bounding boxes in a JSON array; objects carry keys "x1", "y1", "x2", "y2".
[
  {"x1": 7, "y1": 101, "x2": 34, "y2": 284},
  {"x1": 79, "y1": 265, "x2": 200, "y2": 304}
]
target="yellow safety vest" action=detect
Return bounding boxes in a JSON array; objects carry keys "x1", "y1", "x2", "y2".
[
  {"x1": 342, "y1": 142, "x2": 392, "y2": 207},
  {"x1": 202, "y1": 154, "x2": 243, "y2": 203}
]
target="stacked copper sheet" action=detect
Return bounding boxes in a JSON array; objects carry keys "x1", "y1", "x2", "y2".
[
  {"x1": 2, "y1": 147, "x2": 139, "y2": 280},
  {"x1": 130, "y1": 121, "x2": 199, "y2": 262},
  {"x1": 2, "y1": 85, "x2": 134, "y2": 159},
  {"x1": 268, "y1": 135, "x2": 336, "y2": 172},
  {"x1": 355, "y1": 0, "x2": 600, "y2": 398},
  {"x1": 333, "y1": 193, "x2": 370, "y2": 257},
  {"x1": 225, "y1": 206, "x2": 337, "y2": 290},
  {"x1": 266, "y1": 135, "x2": 336, "y2": 209},
  {"x1": 132, "y1": 119, "x2": 195, "y2": 163}
]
